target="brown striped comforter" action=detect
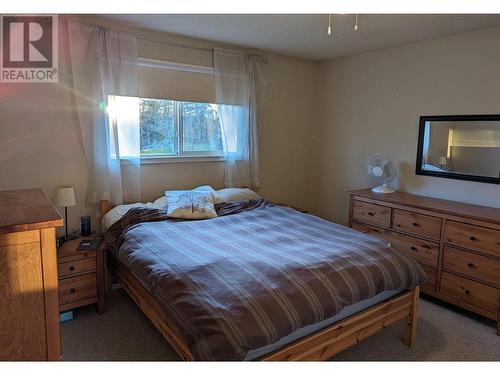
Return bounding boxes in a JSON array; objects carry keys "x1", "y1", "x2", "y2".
[{"x1": 106, "y1": 200, "x2": 426, "y2": 360}]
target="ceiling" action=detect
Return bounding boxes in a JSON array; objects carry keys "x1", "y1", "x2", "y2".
[{"x1": 104, "y1": 14, "x2": 500, "y2": 60}]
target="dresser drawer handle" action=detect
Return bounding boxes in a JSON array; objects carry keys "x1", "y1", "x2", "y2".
[
  {"x1": 464, "y1": 289, "x2": 471, "y2": 295},
  {"x1": 69, "y1": 265, "x2": 76, "y2": 271},
  {"x1": 467, "y1": 263, "x2": 476, "y2": 269},
  {"x1": 412, "y1": 222, "x2": 420, "y2": 227},
  {"x1": 410, "y1": 246, "x2": 418, "y2": 252},
  {"x1": 70, "y1": 288, "x2": 76, "y2": 294},
  {"x1": 470, "y1": 236, "x2": 478, "y2": 241},
  {"x1": 368, "y1": 212, "x2": 375, "y2": 216}
]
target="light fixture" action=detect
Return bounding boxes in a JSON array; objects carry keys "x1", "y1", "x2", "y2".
[
  {"x1": 325, "y1": 14, "x2": 360, "y2": 37},
  {"x1": 54, "y1": 186, "x2": 77, "y2": 240}
]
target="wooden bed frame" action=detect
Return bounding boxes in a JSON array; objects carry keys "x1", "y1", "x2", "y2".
[{"x1": 101, "y1": 199, "x2": 420, "y2": 361}]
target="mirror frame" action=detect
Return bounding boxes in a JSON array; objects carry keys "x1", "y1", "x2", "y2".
[{"x1": 415, "y1": 114, "x2": 500, "y2": 185}]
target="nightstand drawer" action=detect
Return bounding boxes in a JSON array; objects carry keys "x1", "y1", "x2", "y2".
[
  {"x1": 352, "y1": 200, "x2": 391, "y2": 228},
  {"x1": 58, "y1": 257, "x2": 96, "y2": 278},
  {"x1": 58, "y1": 273, "x2": 97, "y2": 305},
  {"x1": 443, "y1": 246, "x2": 500, "y2": 287},
  {"x1": 392, "y1": 209, "x2": 442, "y2": 240}
]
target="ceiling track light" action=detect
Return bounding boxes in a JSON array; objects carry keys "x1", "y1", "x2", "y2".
[{"x1": 354, "y1": 14, "x2": 359, "y2": 31}]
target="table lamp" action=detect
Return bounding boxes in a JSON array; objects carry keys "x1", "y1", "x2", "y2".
[{"x1": 55, "y1": 186, "x2": 77, "y2": 240}]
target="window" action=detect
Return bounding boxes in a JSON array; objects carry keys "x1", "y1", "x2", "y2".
[
  {"x1": 110, "y1": 95, "x2": 224, "y2": 159},
  {"x1": 181, "y1": 101, "x2": 222, "y2": 154},
  {"x1": 139, "y1": 98, "x2": 176, "y2": 156}
]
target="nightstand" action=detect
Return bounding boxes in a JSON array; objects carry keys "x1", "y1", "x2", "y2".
[{"x1": 57, "y1": 236, "x2": 105, "y2": 314}]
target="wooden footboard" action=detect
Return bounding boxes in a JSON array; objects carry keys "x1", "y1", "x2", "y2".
[
  {"x1": 111, "y1": 258, "x2": 419, "y2": 361},
  {"x1": 114, "y1": 260, "x2": 194, "y2": 360},
  {"x1": 263, "y1": 286, "x2": 419, "y2": 360}
]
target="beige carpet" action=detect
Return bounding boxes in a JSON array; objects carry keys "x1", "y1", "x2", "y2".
[{"x1": 61, "y1": 288, "x2": 500, "y2": 361}]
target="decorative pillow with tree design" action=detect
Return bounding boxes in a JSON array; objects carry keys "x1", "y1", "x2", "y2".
[{"x1": 166, "y1": 190, "x2": 217, "y2": 219}]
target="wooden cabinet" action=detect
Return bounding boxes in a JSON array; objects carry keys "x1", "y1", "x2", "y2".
[
  {"x1": 0, "y1": 189, "x2": 63, "y2": 360},
  {"x1": 57, "y1": 236, "x2": 105, "y2": 313},
  {"x1": 348, "y1": 188, "x2": 500, "y2": 335}
]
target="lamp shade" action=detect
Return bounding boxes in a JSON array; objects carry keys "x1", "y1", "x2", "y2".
[{"x1": 54, "y1": 186, "x2": 76, "y2": 207}]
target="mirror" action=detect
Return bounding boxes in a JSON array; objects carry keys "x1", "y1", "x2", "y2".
[{"x1": 416, "y1": 115, "x2": 500, "y2": 184}]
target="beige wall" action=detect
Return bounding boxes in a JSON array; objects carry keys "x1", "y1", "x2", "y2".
[
  {"x1": 0, "y1": 28, "x2": 90, "y2": 236},
  {"x1": 0, "y1": 16, "x2": 319, "y2": 235},
  {"x1": 312, "y1": 25, "x2": 500, "y2": 225},
  {"x1": 3, "y1": 15, "x2": 500, "y2": 235}
]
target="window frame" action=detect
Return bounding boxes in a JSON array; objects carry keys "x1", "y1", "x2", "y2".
[
  {"x1": 136, "y1": 58, "x2": 224, "y2": 163},
  {"x1": 136, "y1": 98, "x2": 224, "y2": 162}
]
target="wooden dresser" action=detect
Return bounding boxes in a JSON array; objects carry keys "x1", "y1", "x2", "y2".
[
  {"x1": 348, "y1": 188, "x2": 500, "y2": 335},
  {"x1": 0, "y1": 189, "x2": 63, "y2": 360}
]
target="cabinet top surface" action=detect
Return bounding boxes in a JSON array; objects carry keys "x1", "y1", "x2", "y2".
[
  {"x1": 0, "y1": 188, "x2": 63, "y2": 234},
  {"x1": 348, "y1": 188, "x2": 500, "y2": 224},
  {"x1": 57, "y1": 236, "x2": 102, "y2": 260}
]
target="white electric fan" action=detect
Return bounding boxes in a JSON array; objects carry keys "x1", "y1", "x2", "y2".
[{"x1": 365, "y1": 154, "x2": 398, "y2": 193}]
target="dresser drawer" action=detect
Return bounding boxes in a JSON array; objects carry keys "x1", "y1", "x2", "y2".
[
  {"x1": 351, "y1": 221, "x2": 389, "y2": 237},
  {"x1": 440, "y1": 272, "x2": 500, "y2": 313},
  {"x1": 388, "y1": 232, "x2": 439, "y2": 267},
  {"x1": 352, "y1": 200, "x2": 391, "y2": 228},
  {"x1": 58, "y1": 273, "x2": 97, "y2": 305},
  {"x1": 392, "y1": 209, "x2": 442, "y2": 240},
  {"x1": 58, "y1": 257, "x2": 96, "y2": 278},
  {"x1": 351, "y1": 221, "x2": 439, "y2": 266},
  {"x1": 420, "y1": 264, "x2": 437, "y2": 291},
  {"x1": 443, "y1": 246, "x2": 500, "y2": 287},
  {"x1": 444, "y1": 221, "x2": 500, "y2": 258}
]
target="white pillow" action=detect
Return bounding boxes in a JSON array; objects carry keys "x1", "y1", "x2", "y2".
[
  {"x1": 157, "y1": 185, "x2": 222, "y2": 207},
  {"x1": 153, "y1": 196, "x2": 168, "y2": 209},
  {"x1": 192, "y1": 185, "x2": 223, "y2": 204},
  {"x1": 216, "y1": 188, "x2": 261, "y2": 203},
  {"x1": 166, "y1": 190, "x2": 217, "y2": 220},
  {"x1": 102, "y1": 202, "x2": 154, "y2": 231}
]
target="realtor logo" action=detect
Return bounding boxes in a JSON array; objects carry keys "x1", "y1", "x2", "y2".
[{"x1": 1, "y1": 15, "x2": 58, "y2": 82}]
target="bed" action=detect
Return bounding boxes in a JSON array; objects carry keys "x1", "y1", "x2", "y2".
[{"x1": 101, "y1": 199, "x2": 425, "y2": 361}]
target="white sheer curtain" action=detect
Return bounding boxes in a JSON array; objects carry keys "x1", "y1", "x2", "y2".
[
  {"x1": 214, "y1": 48, "x2": 266, "y2": 188},
  {"x1": 68, "y1": 21, "x2": 140, "y2": 206}
]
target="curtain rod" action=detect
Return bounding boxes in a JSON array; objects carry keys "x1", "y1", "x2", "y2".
[
  {"x1": 69, "y1": 17, "x2": 269, "y2": 64},
  {"x1": 136, "y1": 35, "x2": 269, "y2": 64}
]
